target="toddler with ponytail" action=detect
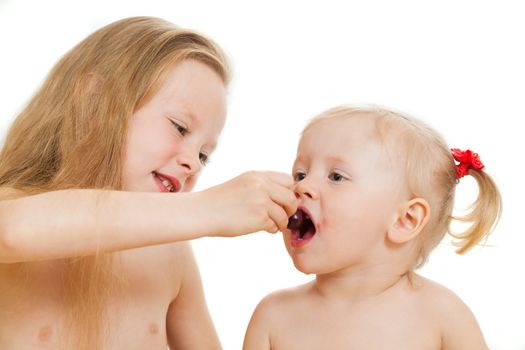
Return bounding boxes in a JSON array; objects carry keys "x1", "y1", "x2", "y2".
[{"x1": 244, "y1": 105, "x2": 501, "y2": 350}]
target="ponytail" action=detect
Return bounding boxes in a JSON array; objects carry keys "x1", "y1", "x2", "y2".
[{"x1": 449, "y1": 169, "x2": 502, "y2": 254}]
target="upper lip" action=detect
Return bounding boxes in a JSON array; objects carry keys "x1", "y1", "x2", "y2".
[
  {"x1": 298, "y1": 206, "x2": 316, "y2": 227},
  {"x1": 154, "y1": 171, "x2": 182, "y2": 192}
]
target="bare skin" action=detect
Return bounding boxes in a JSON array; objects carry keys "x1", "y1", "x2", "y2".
[
  {"x1": 0, "y1": 242, "x2": 206, "y2": 349},
  {"x1": 0, "y1": 172, "x2": 295, "y2": 263},
  {"x1": 0, "y1": 60, "x2": 297, "y2": 348},
  {"x1": 244, "y1": 114, "x2": 488, "y2": 350},
  {"x1": 243, "y1": 274, "x2": 488, "y2": 350},
  {"x1": 0, "y1": 169, "x2": 296, "y2": 349}
]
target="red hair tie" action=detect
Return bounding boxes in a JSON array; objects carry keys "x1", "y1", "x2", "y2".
[{"x1": 451, "y1": 148, "x2": 485, "y2": 180}]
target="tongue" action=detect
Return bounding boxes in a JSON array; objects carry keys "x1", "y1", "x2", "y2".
[{"x1": 300, "y1": 230, "x2": 315, "y2": 241}]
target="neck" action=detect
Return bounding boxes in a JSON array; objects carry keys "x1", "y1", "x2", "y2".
[{"x1": 314, "y1": 260, "x2": 413, "y2": 302}]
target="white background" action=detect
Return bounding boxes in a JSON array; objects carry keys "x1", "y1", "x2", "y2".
[{"x1": 1, "y1": 1, "x2": 524, "y2": 349}]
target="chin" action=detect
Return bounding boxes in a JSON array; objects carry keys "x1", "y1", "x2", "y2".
[{"x1": 291, "y1": 257, "x2": 321, "y2": 275}]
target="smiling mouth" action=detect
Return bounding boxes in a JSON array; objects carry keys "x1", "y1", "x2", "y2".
[
  {"x1": 152, "y1": 171, "x2": 180, "y2": 193},
  {"x1": 287, "y1": 208, "x2": 317, "y2": 244}
]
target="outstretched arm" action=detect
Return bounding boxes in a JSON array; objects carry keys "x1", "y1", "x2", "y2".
[
  {"x1": 0, "y1": 189, "x2": 212, "y2": 263},
  {"x1": 0, "y1": 171, "x2": 297, "y2": 263}
]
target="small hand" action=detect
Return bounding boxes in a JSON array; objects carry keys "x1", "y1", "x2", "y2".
[{"x1": 201, "y1": 171, "x2": 298, "y2": 237}]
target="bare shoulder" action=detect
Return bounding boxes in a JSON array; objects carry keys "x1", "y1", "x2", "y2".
[
  {"x1": 244, "y1": 282, "x2": 312, "y2": 350},
  {"x1": 166, "y1": 240, "x2": 194, "y2": 263},
  {"x1": 164, "y1": 240, "x2": 209, "y2": 301},
  {"x1": 117, "y1": 241, "x2": 192, "y2": 299},
  {"x1": 410, "y1": 274, "x2": 475, "y2": 317},
  {"x1": 410, "y1": 274, "x2": 488, "y2": 350},
  {"x1": 249, "y1": 282, "x2": 314, "y2": 330},
  {"x1": 132, "y1": 240, "x2": 193, "y2": 271},
  {"x1": 0, "y1": 187, "x2": 26, "y2": 201},
  {"x1": 157, "y1": 240, "x2": 196, "y2": 281},
  {"x1": 254, "y1": 281, "x2": 312, "y2": 316}
]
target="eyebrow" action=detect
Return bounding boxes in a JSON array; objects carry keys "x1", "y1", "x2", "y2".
[
  {"x1": 326, "y1": 155, "x2": 349, "y2": 164},
  {"x1": 293, "y1": 154, "x2": 308, "y2": 164},
  {"x1": 166, "y1": 107, "x2": 195, "y2": 123},
  {"x1": 295, "y1": 153, "x2": 348, "y2": 162},
  {"x1": 181, "y1": 108, "x2": 197, "y2": 125}
]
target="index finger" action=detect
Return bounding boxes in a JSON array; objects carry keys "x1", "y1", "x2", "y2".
[{"x1": 261, "y1": 171, "x2": 294, "y2": 188}]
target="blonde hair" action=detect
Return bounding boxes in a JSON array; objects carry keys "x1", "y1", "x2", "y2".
[
  {"x1": 0, "y1": 16, "x2": 230, "y2": 349},
  {"x1": 303, "y1": 105, "x2": 502, "y2": 268}
]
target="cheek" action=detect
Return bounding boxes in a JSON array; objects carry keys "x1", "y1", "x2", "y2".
[
  {"x1": 320, "y1": 193, "x2": 385, "y2": 242},
  {"x1": 147, "y1": 134, "x2": 178, "y2": 159},
  {"x1": 282, "y1": 232, "x2": 292, "y2": 254},
  {"x1": 128, "y1": 117, "x2": 178, "y2": 160},
  {"x1": 121, "y1": 146, "x2": 139, "y2": 184},
  {"x1": 319, "y1": 195, "x2": 354, "y2": 230},
  {"x1": 182, "y1": 175, "x2": 198, "y2": 192}
]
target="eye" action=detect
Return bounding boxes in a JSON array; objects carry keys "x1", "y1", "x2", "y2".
[
  {"x1": 170, "y1": 120, "x2": 188, "y2": 136},
  {"x1": 199, "y1": 152, "x2": 209, "y2": 166},
  {"x1": 328, "y1": 171, "x2": 346, "y2": 182},
  {"x1": 293, "y1": 171, "x2": 306, "y2": 182}
]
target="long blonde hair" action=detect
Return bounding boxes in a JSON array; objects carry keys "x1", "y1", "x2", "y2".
[
  {"x1": 304, "y1": 105, "x2": 502, "y2": 268},
  {"x1": 0, "y1": 16, "x2": 230, "y2": 349}
]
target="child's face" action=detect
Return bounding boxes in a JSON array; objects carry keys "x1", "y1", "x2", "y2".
[
  {"x1": 122, "y1": 60, "x2": 227, "y2": 193},
  {"x1": 285, "y1": 115, "x2": 409, "y2": 275}
]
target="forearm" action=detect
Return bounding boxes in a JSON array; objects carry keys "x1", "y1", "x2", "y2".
[{"x1": 0, "y1": 189, "x2": 212, "y2": 263}]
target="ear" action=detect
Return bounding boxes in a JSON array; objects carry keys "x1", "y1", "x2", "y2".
[{"x1": 387, "y1": 198, "x2": 430, "y2": 244}]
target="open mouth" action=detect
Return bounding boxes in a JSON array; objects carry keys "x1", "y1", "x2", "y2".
[
  {"x1": 287, "y1": 208, "x2": 317, "y2": 246},
  {"x1": 152, "y1": 171, "x2": 180, "y2": 193}
]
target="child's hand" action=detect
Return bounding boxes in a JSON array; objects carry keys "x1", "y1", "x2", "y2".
[{"x1": 200, "y1": 171, "x2": 297, "y2": 237}]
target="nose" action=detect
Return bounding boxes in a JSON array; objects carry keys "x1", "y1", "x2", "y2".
[
  {"x1": 294, "y1": 178, "x2": 318, "y2": 200},
  {"x1": 177, "y1": 149, "x2": 202, "y2": 175}
]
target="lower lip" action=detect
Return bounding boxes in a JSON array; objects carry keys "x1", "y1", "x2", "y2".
[{"x1": 152, "y1": 173, "x2": 171, "y2": 193}]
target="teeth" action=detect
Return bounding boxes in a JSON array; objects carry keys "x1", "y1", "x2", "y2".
[{"x1": 161, "y1": 179, "x2": 174, "y2": 192}]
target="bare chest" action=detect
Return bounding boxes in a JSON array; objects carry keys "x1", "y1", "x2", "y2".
[
  {"x1": 270, "y1": 300, "x2": 441, "y2": 350},
  {"x1": 0, "y1": 244, "x2": 182, "y2": 349}
]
